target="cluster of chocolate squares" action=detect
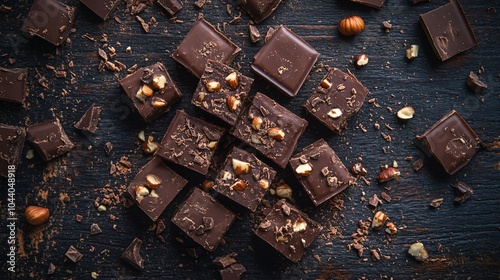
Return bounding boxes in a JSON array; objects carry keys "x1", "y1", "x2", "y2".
[{"x1": 0, "y1": 0, "x2": 483, "y2": 270}]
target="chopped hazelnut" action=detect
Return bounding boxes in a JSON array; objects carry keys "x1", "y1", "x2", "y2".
[
  {"x1": 205, "y1": 80, "x2": 221, "y2": 92},
  {"x1": 275, "y1": 184, "x2": 292, "y2": 199},
  {"x1": 385, "y1": 222, "x2": 397, "y2": 235},
  {"x1": 196, "y1": 91, "x2": 205, "y2": 102},
  {"x1": 267, "y1": 127, "x2": 285, "y2": 141},
  {"x1": 371, "y1": 211, "x2": 388, "y2": 229},
  {"x1": 377, "y1": 167, "x2": 400, "y2": 183},
  {"x1": 355, "y1": 54, "x2": 369, "y2": 67},
  {"x1": 226, "y1": 96, "x2": 241, "y2": 112},
  {"x1": 251, "y1": 117, "x2": 263, "y2": 131},
  {"x1": 232, "y1": 158, "x2": 251, "y2": 175},
  {"x1": 259, "y1": 179, "x2": 269, "y2": 190},
  {"x1": 145, "y1": 174, "x2": 162, "y2": 188},
  {"x1": 141, "y1": 84, "x2": 154, "y2": 97},
  {"x1": 295, "y1": 163, "x2": 313, "y2": 176},
  {"x1": 351, "y1": 162, "x2": 367, "y2": 176},
  {"x1": 327, "y1": 108, "x2": 342, "y2": 119},
  {"x1": 152, "y1": 74, "x2": 167, "y2": 90},
  {"x1": 230, "y1": 180, "x2": 247, "y2": 192},
  {"x1": 321, "y1": 79, "x2": 332, "y2": 89},
  {"x1": 405, "y1": 45, "x2": 419, "y2": 60},
  {"x1": 408, "y1": 242, "x2": 428, "y2": 261},
  {"x1": 225, "y1": 72, "x2": 239, "y2": 89},
  {"x1": 151, "y1": 97, "x2": 167, "y2": 108},
  {"x1": 207, "y1": 141, "x2": 218, "y2": 149},
  {"x1": 292, "y1": 217, "x2": 308, "y2": 233},
  {"x1": 397, "y1": 106, "x2": 415, "y2": 120}
]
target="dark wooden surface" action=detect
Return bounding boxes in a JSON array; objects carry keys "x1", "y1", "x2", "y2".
[{"x1": 1, "y1": 0, "x2": 499, "y2": 279}]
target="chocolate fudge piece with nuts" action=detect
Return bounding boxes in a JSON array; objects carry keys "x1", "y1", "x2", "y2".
[
  {"x1": 289, "y1": 139, "x2": 355, "y2": 206},
  {"x1": 231, "y1": 92, "x2": 307, "y2": 169},
  {"x1": 213, "y1": 147, "x2": 276, "y2": 212},
  {"x1": 192, "y1": 60, "x2": 254, "y2": 126},
  {"x1": 157, "y1": 110, "x2": 225, "y2": 175},
  {"x1": 127, "y1": 157, "x2": 188, "y2": 221},
  {"x1": 0, "y1": 124, "x2": 26, "y2": 177},
  {"x1": 26, "y1": 118, "x2": 74, "y2": 161},
  {"x1": 172, "y1": 188, "x2": 235, "y2": 251},
  {"x1": 119, "y1": 62, "x2": 182, "y2": 122},
  {"x1": 303, "y1": 68, "x2": 369, "y2": 134},
  {"x1": 254, "y1": 199, "x2": 323, "y2": 262}
]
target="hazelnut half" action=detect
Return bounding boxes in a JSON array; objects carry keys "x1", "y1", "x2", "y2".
[
  {"x1": 267, "y1": 127, "x2": 285, "y2": 141},
  {"x1": 232, "y1": 158, "x2": 251, "y2": 175},
  {"x1": 25, "y1": 206, "x2": 50, "y2": 226},
  {"x1": 397, "y1": 106, "x2": 415, "y2": 120},
  {"x1": 377, "y1": 167, "x2": 400, "y2": 183},
  {"x1": 205, "y1": 81, "x2": 221, "y2": 92},
  {"x1": 355, "y1": 54, "x2": 369, "y2": 67},
  {"x1": 225, "y1": 72, "x2": 239, "y2": 89}
]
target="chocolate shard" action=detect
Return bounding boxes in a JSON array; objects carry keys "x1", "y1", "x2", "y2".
[
  {"x1": 65, "y1": 245, "x2": 83, "y2": 263},
  {"x1": 104, "y1": 142, "x2": 113, "y2": 155},
  {"x1": 90, "y1": 223, "x2": 102, "y2": 235},
  {"x1": 47, "y1": 263, "x2": 56, "y2": 275},
  {"x1": 0, "y1": 124, "x2": 26, "y2": 177},
  {"x1": 238, "y1": 0, "x2": 282, "y2": 24},
  {"x1": 452, "y1": 180, "x2": 473, "y2": 204},
  {"x1": 249, "y1": 25, "x2": 261, "y2": 43},
  {"x1": 467, "y1": 71, "x2": 487, "y2": 93},
  {"x1": 220, "y1": 263, "x2": 246, "y2": 280},
  {"x1": 80, "y1": 0, "x2": 120, "y2": 20},
  {"x1": 157, "y1": 0, "x2": 182, "y2": 16},
  {"x1": 74, "y1": 104, "x2": 102, "y2": 133},
  {"x1": 213, "y1": 252, "x2": 238, "y2": 268},
  {"x1": 26, "y1": 118, "x2": 74, "y2": 161},
  {"x1": 350, "y1": 0, "x2": 386, "y2": 9},
  {"x1": 121, "y1": 238, "x2": 144, "y2": 270}
]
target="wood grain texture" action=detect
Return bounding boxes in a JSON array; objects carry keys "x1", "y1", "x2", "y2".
[{"x1": 1, "y1": 0, "x2": 499, "y2": 279}]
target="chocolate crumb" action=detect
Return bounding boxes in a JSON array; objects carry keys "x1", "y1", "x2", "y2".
[
  {"x1": 213, "y1": 252, "x2": 238, "y2": 268},
  {"x1": 104, "y1": 142, "x2": 113, "y2": 155},
  {"x1": 90, "y1": 223, "x2": 102, "y2": 235},
  {"x1": 47, "y1": 263, "x2": 56, "y2": 275},
  {"x1": 65, "y1": 245, "x2": 83, "y2": 263},
  {"x1": 75, "y1": 214, "x2": 83, "y2": 222},
  {"x1": 380, "y1": 192, "x2": 391, "y2": 203},
  {"x1": 452, "y1": 181, "x2": 473, "y2": 204},
  {"x1": 430, "y1": 198, "x2": 444, "y2": 208}
]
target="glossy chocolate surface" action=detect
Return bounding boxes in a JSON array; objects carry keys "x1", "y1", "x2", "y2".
[
  {"x1": 74, "y1": 103, "x2": 102, "y2": 133},
  {"x1": 0, "y1": 67, "x2": 28, "y2": 104},
  {"x1": 26, "y1": 118, "x2": 74, "y2": 161}
]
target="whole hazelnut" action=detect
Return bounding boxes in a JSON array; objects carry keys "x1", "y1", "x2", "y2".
[
  {"x1": 338, "y1": 16, "x2": 365, "y2": 36},
  {"x1": 25, "y1": 206, "x2": 50, "y2": 225}
]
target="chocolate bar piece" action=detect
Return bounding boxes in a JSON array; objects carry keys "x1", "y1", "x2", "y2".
[
  {"x1": 0, "y1": 124, "x2": 26, "y2": 177},
  {"x1": 213, "y1": 147, "x2": 277, "y2": 212},
  {"x1": 74, "y1": 104, "x2": 102, "y2": 133},
  {"x1": 119, "y1": 62, "x2": 182, "y2": 122},
  {"x1": 172, "y1": 188, "x2": 235, "y2": 251},
  {"x1": 157, "y1": 0, "x2": 182, "y2": 16},
  {"x1": 172, "y1": 18, "x2": 241, "y2": 78},
  {"x1": 21, "y1": 0, "x2": 76, "y2": 46},
  {"x1": 220, "y1": 264, "x2": 246, "y2": 280},
  {"x1": 238, "y1": 0, "x2": 282, "y2": 24},
  {"x1": 254, "y1": 199, "x2": 323, "y2": 262},
  {"x1": 127, "y1": 157, "x2": 188, "y2": 221},
  {"x1": 192, "y1": 60, "x2": 254, "y2": 126},
  {"x1": 157, "y1": 110, "x2": 225, "y2": 175},
  {"x1": 26, "y1": 119, "x2": 74, "y2": 161},
  {"x1": 230, "y1": 92, "x2": 308, "y2": 169},
  {"x1": 0, "y1": 67, "x2": 28, "y2": 104},
  {"x1": 289, "y1": 139, "x2": 355, "y2": 206},
  {"x1": 80, "y1": 0, "x2": 119, "y2": 20},
  {"x1": 303, "y1": 68, "x2": 369, "y2": 134},
  {"x1": 121, "y1": 238, "x2": 144, "y2": 270},
  {"x1": 419, "y1": 0, "x2": 477, "y2": 61},
  {"x1": 351, "y1": 0, "x2": 386, "y2": 9},
  {"x1": 251, "y1": 26, "x2": 319, "y2": 98},
  {"x1": 416, "y1": 110, "x2": 481, "y2": 175}
]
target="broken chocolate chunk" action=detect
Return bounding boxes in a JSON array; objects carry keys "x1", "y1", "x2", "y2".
[
  {"x1": 90, "y1": 223, "x2": 102, "y2": 235},
  {"x1": 220, "y1": 263, "x2": 246, "y2": 280},
  {"x1": 74, "y1": 104, "x2": 102, "y2": 133},
  {"x1": 452, "y1": 180, "x2": 473, "y2": 204},
  {"x1": 65, "y1": 245, "x2": 83, "y2": 263},
  {"x1": 467, "y1": 71, "x2": 487, "y2": 93},
  {"x1": 121, "y1": 238, "x2": 144, "y2": 270},
  {"x1": 213, "y1": 252, "x2": 238, "y2": 268}
]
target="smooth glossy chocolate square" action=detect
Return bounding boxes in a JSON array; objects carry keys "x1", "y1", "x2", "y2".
[
  {"x1": 289, "y1": 139, "x2": 355, "y2": 206},
  {"x1": 127, "y1": 157, "x2": 188, "y2": 221},
  {"x1": 254, "y1": 199, "x2": 323, "y2": 262},
  {"x1": 192, "y1": 60, "x2": 254, "y2": 126},
  {"x1": 80, "y1": 0, "x2": 119, "y2": 20},
  {"x1": 0, "y1": 124, "x2": 26, "y2": 177},
  {"x1": 21, "y1": 0, "x2": 76, "y2": 46},
  {"x1": 26, "y1": 118, "x2": 74, "y2": 161},
  {"x1": 172, "y1": 18, "x2": 241, "y2": 78},
  {"x1": 230, "y1": 92, "x2": 307, "y2": 169},
  {"x1": 157, "y1": 110, "x2": 225, "y2": 175},
  {"x1": 420, "y1": 0, "x2": 477, "y2": 61},
  {"x1": 119, "y1": 62, "x2": 182, "y2": 122},
  {"x1": 238, "y1": 0, "x2": 282, "y2": 24},
  {"x1": 251, "y1": 26, "x2": 319, "y2": 98},
  {"x1": 303, "y1": 68, "x2": 369, "y2": 134},
  {"x1": 416, "y1": 110, "x2": 481, "y2": 175},
  {"x1": 213, "y1": 147, "x2": 276, "y2": 212},
  {"x1": 351, "y1": 0, "x2": 385, "y2": 9},
  {"x1": 0, "y1": 67, "x2": 28, "y2": 104},
  {"x1": 172, "y1": 188, "x2": 235, "y2": 251}
]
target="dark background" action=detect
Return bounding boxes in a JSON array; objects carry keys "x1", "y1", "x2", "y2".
[{"x1": 1, "y1": 0, "x2": 499, "y2": 279}]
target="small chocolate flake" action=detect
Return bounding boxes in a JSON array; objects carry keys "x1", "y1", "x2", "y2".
[
  {"x1": 47, "y1": 263, "x2": 56, "y2": 275},
  {"x1": 90, "y1": 223, "x2": 102, "y2": 235},
  {"x1": 413, "y1": 159, "x2": 424, "y2": 172},
  {"x1": 65, "y1": 245, "x2": 83, "y2": 263}
]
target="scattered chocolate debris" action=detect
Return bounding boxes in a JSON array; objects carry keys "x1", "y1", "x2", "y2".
[
  {"x1": 380, "y1": 191, "x2": 391, "y2": 203},
  {"x1": 90, "y1": 223, "x2": 102, "y2": 235},
  {"x1": 75, "y1": 214, "x2": 83, "y2": 222},
  {"x1": 213, "y1": 252, "x2": 238, "y2": 268},
  {"x1": 430, "y1": 198, "x2": 444, "y2": 208},
  {"x1": 104, "y1": 142, "x2": 113, "y2": 155},
  {"x1": 368, "y1": 194, "x2": 382, "y2": 207},
  {"x1": 220, "y1": 263, "x2": 246, "y2": 280},
  {"x1": 249, "y1": 25, "x2": 261, "y2": 43},
  {"x1": 452, "y1": 180, "x2": 473, "y2": 204},
  {"x1": 413, "y1": 159, "x2": 424, "y2": 172},
  {"x1": 467, "y1": 71, "x2": 487, "y2": 93},
  {"x1": 65, "y1": 245, "x2": 83, "y2": 263}
]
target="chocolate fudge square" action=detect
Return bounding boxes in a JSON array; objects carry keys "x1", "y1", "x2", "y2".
[
  {"x1": 238, "y1": 0, "x2": 283, "y2": 24},
  {"x1": 172, "y1": 188, "x2": 236, "y2": 251},
  {"x1": 416, "y1": 110, "x2": 482, "y2": 175},
  {"x1": 119, "y1": 62, "x2": 182, "y2": 122},
  {"x1": 255, "y1": 199, "x2": 323, "y2": 262},
  {"x1": 0, "y1": 124, "x2": 26, "y2": 177},
  {"x1": 157, "y1": 110, "x2": 225, "y2": 175},
  {"x1": 192, "y1": 60, "x2": 254, "y2": 126},
  {"x1": 289, "y1": 139, "x2": 355, "y2": 206},
  {"x1": 127, "y1": 157, "x2": 188, "y2": 221},
  {"x1": 251, "y1": 26, "x2": 319, "y2": 98},
  {"x1": 231, "y1": 92, "x2": 307, "y2": 169},
  {"x1": 303, "y1": 68, "x2": 369, "y2": 134},
  {"x1": 74, "y1": 103, "x2": 102, "y2": 133},
  {"x1": 80, "y1": 0, "x2": 119, "y2": 20},
  {"x1": 419, "y1": 0, "x2": 477, "y2": 61},
  {"x1": 26, "y1": 118, "x2": 74, "y2": 161},
  {"x1": 172, "y1": 18, "x2": 241, "y2": 78},
  {"x1": 21, "y1": 0, "x2": 76, "y2": 46},
  {"x1": 213, "y1": 147, "x2": 277, "y2": 212},
  {"x1": 0, "y1": 67, "x2": 28, "y2": 104}
]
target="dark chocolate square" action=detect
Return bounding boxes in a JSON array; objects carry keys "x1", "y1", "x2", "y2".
[
  {"x1": 80, "y1": 0, "x2": 119, "y2": 21},
  {"x1": 172, "y1": 18, "x2": 241, "y2": 78},
  {"x1": 254, "y1": 199, "x2": 323, "y2": 262},
  {"x1": 251, "y1": 26, "x2": 319, "y2": 98},
  {"x1": 289, "y1": 139, "x2": 355, "y2": 206},
  {"x1": 172, "y1": 188, "x2": 236, "y2": 251},
  {"x1": 127, "y1": 157, "x2": 188, "y2": 221},
  {"x1": 213, "y1": 147, "x2": 277, "y2": 212},
  {"x1": 74, "y1": 103, "x2": 102, "y2": 133},
  {"x1": 26, "y1": 118, "x2": 74, "y2": 161},
  {"x1": 157, "y1": 110, "x2": 225, "y2": 175},
  {"x1": 238, "y1": 0, "x2": 282, "y2": 24},
  {"x1": 21, "y1": 0, "x2": 76, "y2": 46},
  {"x1": 419, "y1": 0, "x2": 477, "y2": 61},
  {"x1": 157, "y1": 0, "x2": 182, "y2": 16},
  {"x1": 119, "y1": 62, "x2": 182, "y2": 122},
  {"x1": 416, "y1": 110, "x2": 481, "y2": 175},
  {"x1": 192, "y1": 60, "x2": 254, "y2": 126},
  {"x1": 0, "y1": 124, "x2": 26, "y2": 177},
  {"x1": 231, "y1": 93, "x2": 307, "y2": 169},
  {"x1": 350, "y1": 0, "x2": 386, "y2": 9},
  {"x1": 303, "y1": 68, "x2": 369, "y2": 134},
  {"x1": 0, "y1": 67, "x2": 28, "y2": 104}
]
